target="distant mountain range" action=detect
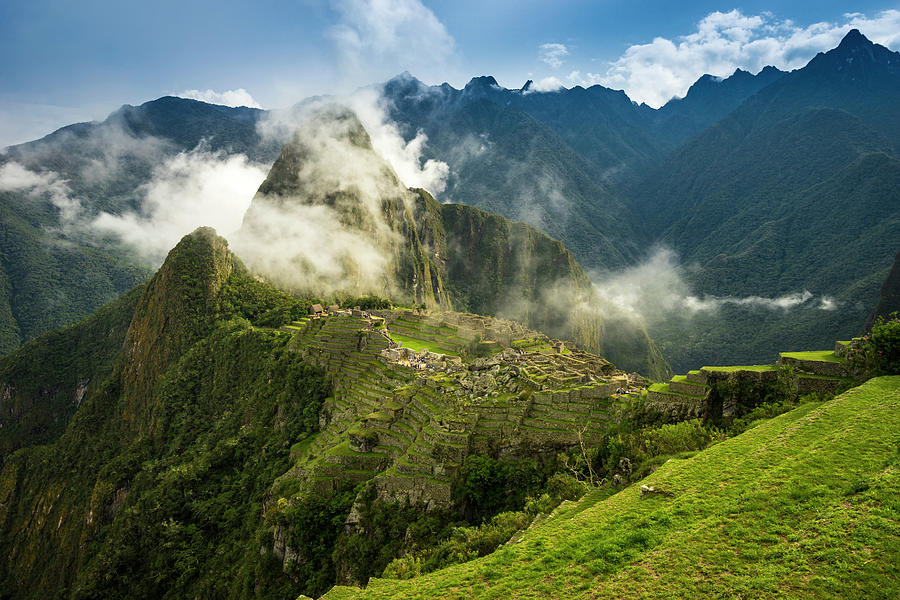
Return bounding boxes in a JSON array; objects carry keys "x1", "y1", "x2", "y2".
[{"x1": 0, "y1": 29, "x2": 896, "y2": 371}]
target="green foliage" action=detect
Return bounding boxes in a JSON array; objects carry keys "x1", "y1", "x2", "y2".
[
  {"x1": 382, "y1": 505, "x2": 545, "y2": 582},
  {"x1": 339, "y1": 295, "x2": 392, "y2": 310},
  {"x1": 327, "y1": 376, "x2": 900, "y2": 600},
  {"x1": 273, "y1": 485, "x2": 357, "y2": 596},
  {"x1": 0, "y1": 284, "x2": 144, "y2": 459},
  {"x1": 455, "y1": 456, "x2": 547, "y2": 523},
  {"x1": 844, "y1": 313, "x2": 900, "y2": 376},
  {"x1": 220, "y1": 271, "x2": 310, "y2": 327},
  {"x1": 593, "y1": 419, "x2": 724, "y2": 486},
  {"x1": 65, "y1": 321, "x2": 330, "y2": 600},
  {"x1": 545, "y1": 472, "x2": 588, "y2": 501},
  {"x1": 705, "y1": 366, "x2": 797, "y2": 426},
  {"x1": 0, "y1": 242, "x2": 334, "y2": 599},
  {"x1": 331, "y1": 485, "x2": 455, "y2": 586}
]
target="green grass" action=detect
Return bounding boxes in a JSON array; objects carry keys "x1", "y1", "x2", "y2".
[
  {"x1": 325, "y1": 377, "x2": 900, "y2": 599},
  {"x1": 701, "y1": 364, "x2": 778, "y2": 372},
  {"x1": 388, "y1": 333, "x2": 460, "y2": 357},
  {"x1": 648, "y1": 383, "x2": 669, "y2": 393},
  {"x1": 780, "y1": 350, "x2": 841, "y2": 363}
]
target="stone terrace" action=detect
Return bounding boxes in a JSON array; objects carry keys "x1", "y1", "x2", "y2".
[{"x1": 277, "y1": 309, "x2": 639, "y2": 508}]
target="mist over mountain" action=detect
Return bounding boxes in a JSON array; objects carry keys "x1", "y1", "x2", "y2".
[
  {"x1": 2, "y1": 22, "x2": 900, "y2": 600},
  {"x1": 0, "y1": 29, "x2": 896, "y2": 373}
]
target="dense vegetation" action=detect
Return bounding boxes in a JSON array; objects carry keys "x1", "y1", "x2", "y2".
[
  {"x1": 0, "y1": 230, "x2": 329, "y2": 599},
  {"x1": 845, "y1": 313, "x2": 900, "y2": 376},
  {"x1": 325, "y1": 376, "x2": 900, "y2": 599}
]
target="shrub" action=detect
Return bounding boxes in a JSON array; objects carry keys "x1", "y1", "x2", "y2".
[
  {"x1": 546, "y1": 472, "x2": 588, "y2": 502},
  {"x1": 845, "y1": 313, "x2": 900, "y2": 376}
]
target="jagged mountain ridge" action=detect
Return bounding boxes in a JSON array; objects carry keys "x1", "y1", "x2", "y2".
[{"x1": 0, "y1": 96, "x2": 280, "y2": 354}]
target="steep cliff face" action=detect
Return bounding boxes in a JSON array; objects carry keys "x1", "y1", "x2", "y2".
[
  {"x1": 239, "y1": 107, "x2": 668, "y2": 379},
  {"x1": 239, "y1": 106, "x2": 451, "y2": 308}
]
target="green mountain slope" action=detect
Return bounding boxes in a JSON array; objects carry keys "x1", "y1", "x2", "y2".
[
  {"x1": 325, "y1": 375, "x2": 900, "y2": 600},
  {"x1": 0, "y1": 227, "x2": 667, "y2": 598},
  {"x1": 0, "y1": 228, "x2": 329, "y2": 599}
]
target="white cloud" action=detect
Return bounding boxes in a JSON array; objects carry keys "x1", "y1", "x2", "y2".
[
  {"x1": 599, "y1": 9, "x2": 900, "y2": 107},
  {"x1": 591, "y1": 247, "x2": 836, "y2": 323},
  {"x1": 0, "y1": 149, "x2": 267, "y2": 265},
  {"x1": 539, "y1": 43, "x2": 569, "y2": 68},
  {"x1": 328, "y1": 0, "x2": 455, "y2": 87},
  {"x1": 349, "y1": 88, "x2": 449, "y2": 195},
  {"x1": 529, "y1": 76, "x2": 566, "y2": 92},
  {"x1": 236, "y1": 106, "x2": 414, "y2": 294},
  {"x1": 175, "y1": 88, "x2": 262, "y2": 108},
  {"x1": 0, "y1": 161, "x2": 81, "y2": 222},
  {"x1": 90, "y1": 149, "x2": 267, "y2": 263}
]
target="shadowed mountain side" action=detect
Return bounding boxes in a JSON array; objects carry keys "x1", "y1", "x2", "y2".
[
  {"x1": 865, "y1": 250, "x2": 900, "y2": 331},
  {"x1": 627, "y1": 30, "x2": 900, "y2": 369},
  {"x1": 0, "y1": 96, "x2": 281, "y2": 355},
  {"x1": 0, "y1": 228, "x2": 331, "y2": 599}
]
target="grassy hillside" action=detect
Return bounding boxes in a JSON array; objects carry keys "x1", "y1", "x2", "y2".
[{"x1": 326, "y1": 376, "x2": 900, "y2": 599}]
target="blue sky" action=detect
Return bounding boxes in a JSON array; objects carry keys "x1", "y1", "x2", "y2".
[{"x1": 1, "y1": 0, "x2": 899, "y2": 147}]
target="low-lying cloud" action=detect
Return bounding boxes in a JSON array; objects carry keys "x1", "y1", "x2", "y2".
[
  {"x1": 257, "y1": 89, "x2": 450, "y2": 198},
  {"x1": 592, "y1": 247, "x2": 838, "y2": 323},
  {"x1": 0, "y1": 161, "x2": 81, "y2": 223},
  {"x1": 92, "y1": 149, "x2": 267, "y2": 262},
  {"x1": 1, "y1": 148, "x2": 268, "y2": 265},
  {"x1": 175, "y1": 88, "x2": 262, "y2": 108},
  {"x1": 236, "y1": 105, "x2": 416, "y2": 295}
]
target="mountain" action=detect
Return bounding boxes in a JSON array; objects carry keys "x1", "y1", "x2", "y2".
[
  {"x1": 0, "y1": 226, "x2": 665, "y2": 598},
  {"x1": 0, "y1": 97, "x2": 281, "y2": 354},
  {"x1": 380, "y1": 74, "x2": 649, "y2": 271},
  {"x1": 629, "y1": 30, "x2": 900, "y2": 370},
  {"x1": 238, "y1": 106, "x2": 669, "y2": 379},
  {"x1": 650, "y1": 65, "x2": 786, "y2": 149}
]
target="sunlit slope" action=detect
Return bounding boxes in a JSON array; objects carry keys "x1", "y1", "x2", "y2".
[{"x1": 325, "y1": 376, "x2": 900, "y2": 600}]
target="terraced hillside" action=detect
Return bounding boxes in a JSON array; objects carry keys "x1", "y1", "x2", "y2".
[
  {"x1": 323, "y1": 375, "x2": 900, "y2": 599},
  {"x1": 270, "y1": 308, "x2": 644, "y2": 526},
  {"x1": 645, "y1": 342, "x2": 856, "y2": 425}
]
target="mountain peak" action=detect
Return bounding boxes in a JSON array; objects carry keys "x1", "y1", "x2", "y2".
[
  {"x1": 805, "y1": 27, "x2": 900, "y2": 77},
  {"x1": 838, "y1": 28, "x2": 869, "y2": 50},
  {"x1": 464, "y1": 75, "x2": 500, "y2": 91}
]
